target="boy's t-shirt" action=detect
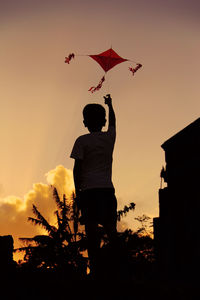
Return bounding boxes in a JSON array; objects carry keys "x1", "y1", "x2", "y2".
[{"x1": 70, "y1": 126, "x2": 116, "y2": 191}]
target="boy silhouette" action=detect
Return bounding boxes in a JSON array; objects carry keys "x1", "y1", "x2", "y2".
[{"x1": 70, "y1": 94, "x2": 117, "y2": 278}]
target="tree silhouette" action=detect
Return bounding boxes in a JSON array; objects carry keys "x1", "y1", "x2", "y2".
[
  {"x1": 135, "y1": 214, "x2": 153, "y2": 236},
  {"x1": 16, "y1": 187, "x2": 87, "y2": 278}
]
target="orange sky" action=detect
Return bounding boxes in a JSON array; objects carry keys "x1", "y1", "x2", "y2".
[{"x1": 1, "y1": 0, "x2": 200, "y2": 254}]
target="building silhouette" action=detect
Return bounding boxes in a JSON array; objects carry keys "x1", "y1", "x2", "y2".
[
  {"x1": 154, "y1": 118, "x2": 200, "y2": 278},
  {"x1": 0, "y1": 235, "x2": 14, "y2": 273}
]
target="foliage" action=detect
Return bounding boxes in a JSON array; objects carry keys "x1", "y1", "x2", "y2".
[
  {"x1": 118, "y1": 229, "x2": 154, "y2": 263},
  {"x1": 16, "y1": 187, "x2": 87, "y2": 277},
  {"x1": 117, "y1": 204, "x2": 154, "y2": 264},
  {"x1": 115, "y1": 229, "x2": 155, "y2": 280},
  {"x1": 135, "y1": 214, "x2": 153, "y2": 237},
  {"x1": 117, "y1": 202, "x2": 135, "y2": 221}
]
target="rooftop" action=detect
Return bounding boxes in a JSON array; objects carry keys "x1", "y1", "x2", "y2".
[{"x1": 161, "y1": 117, "x2": 200, "y2": 151}]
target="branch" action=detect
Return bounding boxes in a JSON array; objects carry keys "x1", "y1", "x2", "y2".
[
  {"x1": 117, "y1": 202, "x2": 135, "y2": 221},
  {"x1": 29, "y1": 205, "x2": 56, "y2": 234}
]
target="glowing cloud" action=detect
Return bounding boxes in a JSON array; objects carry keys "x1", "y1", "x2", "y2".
[
  {"x1": 0, "y1": 165, "x2": 74, "y2": 261},
  {"x1": 46, "y1": 165, "x2": 74, "y2": 198}
]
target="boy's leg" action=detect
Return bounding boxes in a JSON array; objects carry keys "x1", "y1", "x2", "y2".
[
  {"x1": 81, "y1": 190, "x2": 101, "y2": 277},
  {"x1": 102, "y1": 192, "x2": 120, "y2": 278},
  {"x1": 103, "y1": 190, "x2": 118, "y2": 248},
  {"x1": 85, "y1": 221, "x2": 101, "y2": 277}
]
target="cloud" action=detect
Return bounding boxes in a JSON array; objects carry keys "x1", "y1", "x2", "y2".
[
  {"x1": 0, "y1": 165, "x2": 74, "y2": 261},
  {"x1": 46, "y1": 165, "x2": 74, "y2": 198}
]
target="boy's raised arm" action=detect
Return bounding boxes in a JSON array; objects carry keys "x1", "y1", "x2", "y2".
[{"x1": 104, "y1": 94, "x2": 116, "y2": 128}]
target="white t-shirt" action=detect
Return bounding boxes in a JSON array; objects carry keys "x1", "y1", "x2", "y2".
[{"x1": 70, "y1": 126, "x2": 116, "y2": 191}]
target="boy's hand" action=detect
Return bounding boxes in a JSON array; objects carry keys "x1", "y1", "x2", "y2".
[
  {"x1": 104, "y1": 94, "x2": 112, "y2": 105},
  {"x1": 104, "y1": 94, "x2": 115, "y2": 128}
]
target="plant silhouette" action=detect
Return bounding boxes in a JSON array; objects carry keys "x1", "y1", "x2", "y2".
[
  {"x1": 117, "y1": 202, "x2": 135, "y2": 221},
  {"x1": 17, "y1": 187, "x2": 87, "y2": 278}
]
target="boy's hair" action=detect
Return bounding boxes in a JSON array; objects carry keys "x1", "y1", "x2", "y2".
[{"x1": 83, "y1": 104, "x2": 106, "y2": 128}]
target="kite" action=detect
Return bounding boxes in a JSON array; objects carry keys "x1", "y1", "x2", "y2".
[{"x1": 65, "y1": 48, "x2": 142, "y2": 93}]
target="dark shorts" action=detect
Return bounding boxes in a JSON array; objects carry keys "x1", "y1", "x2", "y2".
[{"x1": 79, "y1": 188, "x2": 117, "y2": 225}]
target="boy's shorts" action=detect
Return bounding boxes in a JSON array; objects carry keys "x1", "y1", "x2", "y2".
[{"x1": 79, "y1": 188, "x2": 117, "y2": 225}]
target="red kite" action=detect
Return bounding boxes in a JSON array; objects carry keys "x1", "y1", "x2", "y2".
[{"x1": 65, "y1": 48, "x2": 142, "y2": 93}]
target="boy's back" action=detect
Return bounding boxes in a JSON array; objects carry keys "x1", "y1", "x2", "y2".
[{"x1": 70, "y1": 126, "x2": 115, "y2": 191}]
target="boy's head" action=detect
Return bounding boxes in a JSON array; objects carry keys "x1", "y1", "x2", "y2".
[{"x1": 83, "y1": 103, "x2": 106, "y2": 132}]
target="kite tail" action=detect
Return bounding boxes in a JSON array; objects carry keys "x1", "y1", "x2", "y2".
[
  {"x1": 88, "y1": 76, "x2": 105, "y2": 93},
  {"x1": 129, "y1": 63, "x2": 142, "y2": 76},
  {"x1": 65, "y1": 53, "x2": 75, "y2": 64}
]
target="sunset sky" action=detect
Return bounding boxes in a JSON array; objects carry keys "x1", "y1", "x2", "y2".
[{"x1": 1, "y1": 0, "x2": 200, "y2": 255}]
